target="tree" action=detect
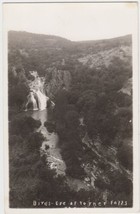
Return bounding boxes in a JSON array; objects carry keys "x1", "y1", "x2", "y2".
[
  {"x1": 64, "y1": 110, "x2": 79, "y2": 130},
  {"x1": 26, "y1": 132, "x2": 45, "y2": 152},
  {"x1": 117, "y1": 142, "x2": 133, "y2": 171},
  {"x1": 44, "y1": 121, "x2": 55, "y2": 133},
  {"x1": 9, "y1": 116, "x2": 41, "y2": 137}
]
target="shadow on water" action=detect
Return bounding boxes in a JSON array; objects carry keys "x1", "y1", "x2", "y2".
[
  {"x1": 14, "y1": 107, "x2": 54, "y2": 125},
  {"x1": 30, "y1": 109, "x2": 48, "y2": 125},
  {"x1": 20, "y1": 110, "x2": 48, "y2": 125}
]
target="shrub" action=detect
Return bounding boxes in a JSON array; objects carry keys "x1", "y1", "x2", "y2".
[
  {"x1": 9, "y1": 116, "x2": 41, "y2": 137},
  {"x1": 117, "y1": 142, "x2": 133, "y2": 171},
  {"x1": 44, "y1": 121, "x2": 55, "y2": 133},
  {"x1": 26, "y1": 132, "x2": 45, "y2": 152}
]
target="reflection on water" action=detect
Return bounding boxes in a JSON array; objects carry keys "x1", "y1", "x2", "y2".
[
  {"x1": 21, "y1": 109, "x2": 48, "y2": 125},
  {"x1": 31, "y1": 109, "x2": 47, "y2": 125},
  {"x1": 21, "y1": 108, "x2": 54, "y2": 125}
]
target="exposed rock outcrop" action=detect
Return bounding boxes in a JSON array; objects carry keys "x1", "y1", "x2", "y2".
[
  {"x1": 44, "y1": 67, "x2": 71, "y2": 99},
  {"x1": 119, "y1": 78, "x2": 132, "y2": 96},
  {"x1": 78, "y1": 46, "x2": 132, "y2": 69}
]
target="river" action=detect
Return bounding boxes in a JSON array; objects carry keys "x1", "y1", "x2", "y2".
[
  {"x1": 25, "y1": 108, "x2": 67, "y2": 176},
  {"x1": 21, "y1": 108, "x2": 92, "y2": 190}
]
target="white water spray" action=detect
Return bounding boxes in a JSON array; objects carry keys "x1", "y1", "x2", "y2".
[
  {"x1": 25, "y1": 71, "x2": 50, "y2": 111},
  {"x1": 35, "y1": 89, "x2": 49, "y2": 110}
]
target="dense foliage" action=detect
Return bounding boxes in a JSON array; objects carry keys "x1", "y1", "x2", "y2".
[
  {"x1": 9, "y1": 116, "x2": 70, "y2": 208},
  {"x1": 8, "y1": 31, "x2": 133, "y2": 208},
  {"x1": 53, "y1": 56, "x2": 132, "y2": 205}
]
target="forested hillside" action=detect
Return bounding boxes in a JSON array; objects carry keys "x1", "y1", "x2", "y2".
[
  {"x1": 8, "y1": 31, "x2": 132, "y2": 74},
  {"x1": 8, "y1": 31, "x2": 133, "y2": 208}
]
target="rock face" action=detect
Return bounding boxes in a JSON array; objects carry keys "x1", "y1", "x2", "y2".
[
  {"x1": 28, "y1": 71, "x2": 45, "y2": 93},
  {"x1": 119, "y1": 78, "x2": 132, "y2": 96},
  {"x1": 44, "y1": 67, "x2": 72, "y2": 99},
  {"x1": 78, "y1": 46, "x2": 132, "y2": 69},
  {"x1": 8, "y1": 32, "x2": 132, "y2": 74}
]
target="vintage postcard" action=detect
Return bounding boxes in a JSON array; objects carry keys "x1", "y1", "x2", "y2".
[{"x1": 2, "y1": 1, "x2": 139, "y2": 214}]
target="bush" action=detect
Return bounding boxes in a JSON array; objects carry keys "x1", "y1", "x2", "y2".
[
  {"x1": 64, "y1": 110, "x2": 79, "y2": 130},
  {"x1": 26, "y1": 132, "x2": 45, "y2": 152},
  {"x1": 9, "y1": 135, "x2": 23, "y2": 147},
  {"x1": 9, "y1": 116, "x2": 41, "y2": 137},
  {"x1": 44, "y1": 121, "x2": 55, "y2": 133},
  {"x1": 108, "y1": 171, "x2": 132, "y2": 195},
  {"x1": 117, "y1": 142, "x2": 133, "y2": 171},
  {"x1": 9, "y1": 82, "x2": 29, "y2": 110}
]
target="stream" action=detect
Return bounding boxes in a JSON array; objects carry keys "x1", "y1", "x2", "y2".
[
  {"x1": 22, "y1": 108, "x2": 92, "y2": 191},
  {"x1": 25, "y1": 109, "x2": 67, "y2": 176},
  {"x1": 20, "y1": 71, "x2": 94, "y2": 190}
]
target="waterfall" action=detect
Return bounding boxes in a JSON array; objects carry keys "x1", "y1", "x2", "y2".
[
  {"x1": 25, "y1": 90, "x2": 50, "y2": 111},
  {"x1": 24, "y1": 71, "x2": 51, "y2": 111},
  {"x1": 35, "y1": 90, "x2": 49, "y2": 110},
  {"x1": 25, "y1": 91, "x2": 38, "y2": 111},
  {"x1": 31, "y1": 93, "x2": 38, "y2": 110}
]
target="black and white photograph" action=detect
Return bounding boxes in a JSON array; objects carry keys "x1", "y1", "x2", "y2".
[{"x1": 3, "y1": 1, "x2": 139, "y2": 212}]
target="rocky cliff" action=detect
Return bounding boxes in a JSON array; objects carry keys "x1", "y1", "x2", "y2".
[
  {"x1": 44, "y1": 67, "x2": 71, "y2": 99},
  {"x1": 78, "y1": 45, "x2": 132, "y2": 69}
]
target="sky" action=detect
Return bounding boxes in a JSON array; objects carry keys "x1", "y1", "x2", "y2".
[{"x1": 3, "y1": 2, "x2": 138, "y2": 41}]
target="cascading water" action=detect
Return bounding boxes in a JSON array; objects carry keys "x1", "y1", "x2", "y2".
[
  {"x1": 25, "y1": 71, "x2": 51, "y2": 111},
  {"x1": 31, "y1": 92, "x2": 38, "y2": 110},
  {"x1": 22, "y1": 71, "x2": 65, "y2": 176},
  {"x1": 35, "y1": 89, "x2": 49, "y2": 110},
  {"x1": 25, "y1": 91, "x2": 38, "y2": 111}
]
